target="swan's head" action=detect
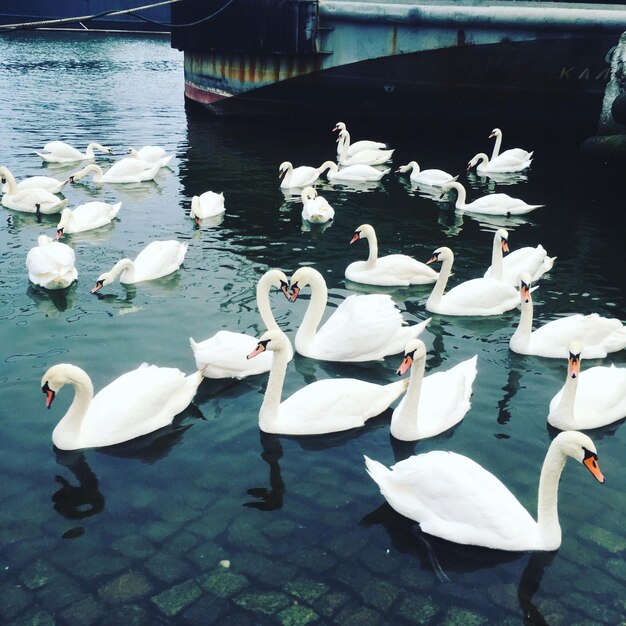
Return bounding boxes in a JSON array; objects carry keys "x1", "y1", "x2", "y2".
[
  {"x1": 496, "y1": 228, "x2": 509, "y2": 253},
  {"x1": 259, "y1": 268, "x2": 291, "y2": 301},
  {"x1": 567, "y1": 341, "x2": 583, "y2": 379},
  {"x1": 289, "y1": 266, "x2": 321, "y2": 302},
  {"x1": 439, "y1": 180, "x2": 461, "y2": 199},
  {"x1": 397, "y1": 339, "x2": 427, "y2": 375},
  {"x1": 350, "y1": 224, "x2": 374, "y2": 244},
  {"x1": 553, "y1": 431, "x2": 605, "y2": 483},
  {"x1": 91, "y1": 271, "x2": 114, "y2": 294},
  {"x1": 489, "y1": 128, "x2": 502, "y2": 139},
  {"x1": 519, "y1": 272, "x2": 532, "y2": 303},
  {"x1": 247, "y1": 329, "x2": 290, "y2": 359},
  {"x1": 41, "y1": 363, "x2": 83, "y2": 409},
  {"x1": 301, "y1": 186, "x2": 317, "y2": 202},
  {"x1": 333, "y1": 122, "x2": 346, "y2": 132},
  {"x1": 127, "y1": 147, "x2": 139, "y2": 157},
  {"x1": 278, "y1": 162, "x2": 292, "y2": 178},
  {"x1": 426, "y1": 246, "x2": 453, "y2": 265},
  {"x1": 55, "y1": 208, "x2": 73, "y2": 239},
  {"x1": 190, "y1": 195, "x2": 201, "y2": 225}
]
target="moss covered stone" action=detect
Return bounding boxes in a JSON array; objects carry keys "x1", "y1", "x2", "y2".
[
  {"x1": 151, "y1": 579, "x2": 202, "y2": 617},
  {"x1": 233, "y1": 591, "x2": 291, "y2": 615},
  {"x1": 278, "y1": 604, "x2": 319, "y2": 626},
  {"x1": 286, "y1": 579, "x2": 328, "y2": 603},
  {"x1": 198, "y1": 569, "x2": 249, "y2": 598}
]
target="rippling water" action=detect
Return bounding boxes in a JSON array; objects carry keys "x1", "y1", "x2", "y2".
[{"x1": 0, "y1": 31, "x2": 625, "y2": 625}]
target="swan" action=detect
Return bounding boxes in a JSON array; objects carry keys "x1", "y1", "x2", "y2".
[
  {"x1": 278, "y1": 161, "x2": 332, "y2": 189},
  {"x1": 345, "y1": 223, "x2": 438, "y2": 286},
  {"x1": 484, "y1": 228, "x2": 555, "y2": 286},
  {"x1": 337, "y1": 130, "x2": 394, "y2": 166},
  {"x1": 26, "y1": 235, "x2": 78, "y2": 290},
  {"x1": 441, "y1": 181, "x2": 543, "y2": 216},
  {"x1": 69, "y1": 159, "x2": 160, "y2": 184},
  {"x1": 91, "y1": 240, "x2": 188, "y2": 293},
  {"x1": 41, "y1": 362, "x2": 204, "y2": 450},
  {"x1": 289, "y1": 266, "x2": 430, "y2": 361},
  {"x1": 364, "y1": 430, "x2": 604, "y2": 551},
  {"x1": 396, "y1": 161, "x2": 456, "y2": 187},
  {"x1": 191, "y1": 191, "x2": 225, "y2": 224},
  {"x1": 35, "y1": 141, "x2": 112, "y2": 163},
  {"x1": 1, "y1": 167, "x2": 68, "y2": 194},
  {"x1": 324, "y1": 160, "x2": 389, "y2": 183},
  {"x1": 425, "y1": 247, "x2": 520, "y2": 316},
  {"x1": 127, "y1": 146, "x2": 173, "y2": 168},
  {"x1": 56, "y1": 201, "x2": 122, "y2": 238},
  {"x1": 300, "y1": 186, "x2": 334, "y2": 224},
  {"x1": 548, "y1": 341, "x2": 626, "y2": 430},
  {"x1": 248, "y1": 329, "x2": 409, "y2": 435},
  {"x1": 333, "y1": 122, "x2": 387, "y2": 157},
  {"x1": 468, "y1": 152, "x2": 532, "y2": 174},
  {"x1": 510, "y1": 273, "x2": 626, "y2": 358},
  {"x1": 391, "y1": 339, "x2": 478, "y2": 441},
  {"x1": 0, "y1": 166, "x2": 68, "y2": 214},
  {"x1": 189, "y1": 269, "x2": 293, "y2": 379},
  {"x1": 489, "y1": 128, "x2": 533, "y2": 163}
]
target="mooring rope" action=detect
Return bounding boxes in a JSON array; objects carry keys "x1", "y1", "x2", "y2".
[{"x1": 0, "y1": 0, "x2": 238, "y2": 31}]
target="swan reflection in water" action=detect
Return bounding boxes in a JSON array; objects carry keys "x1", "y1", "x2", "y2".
[
  {"x1": 467, "y1": 170, "x2": 529, "y2": 191},
  {"x1": 27, "y1": 283, "x2": 77, "y2": 314},
  {"x1": 361, "y1": 502, "x2": 556, "y2": 622},
  {"x1": 437, "y1": 207, "x2": 531, "y2": 237}
]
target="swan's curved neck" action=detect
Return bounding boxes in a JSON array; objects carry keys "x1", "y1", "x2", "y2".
[
  {"x1": 427, "y1": 255, "x2": 453, "y2": 307},
  {"x1": 85, "y1": 143, "x2": 107, "y2": 158},
  {"x1": 75, "y1": 164, "x2": 103, "y2": 182},
  {"x1": 513, "y1": 296, "x2": 534, "y2": 345},
  {"x1": 491, "y1": 134, "x2": 503, "y2": 160},
  {"x1": 536, "y1": 442, "x2": 567, "y2": 548},
  {"x1": 554, "y1": 374, "x2": 578, "y2": 424},
  {"x1": 363, "y1": 233, "x2": 378, "y2": 268},
  {"x1": 256, "y1": 275, "x2": 279, "y2": 330},
  {"x1": 111, "y1": 258, "x2": 135, "y2": 283},
  {"x1": 52, "y1": 368, "x2": 94, "y2": 449},
  {"x1": 258, "y1": 345, "x2": 290, "y2": 431},
  {"x1": 475, "y1": 153, "x2": 489, "y2": 167},
  {"x1": 394, "y1": 355, "x2": 426, "y2": 436},
  {"x1": 491, "y1": 236, "x2": 503, "y2": 280},
  {"x1": 317, "y1": 161, "x2": 335, "y2": 177},
  {"x1": 1, "y1": 168, "x2": 17, "y2": 193},
  {"x1": 338, "y1": 131, "x2": 350, "y2": 155},
  {"x1": 448, "y1": 182, "x2": 467, "y2": 209},
  {"x1": 295, "y1": 275, "x2": 328, "y2": 352}
]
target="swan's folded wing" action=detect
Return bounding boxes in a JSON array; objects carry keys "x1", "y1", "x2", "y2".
[
  {"x1": 315, "y1": 294, "x2": 404, "y2": 360},
  {"x1": 43, "y1": 141, "x2": 81, "y2": 158},
  {"x1": 446, "y1": 278, "x2": 518, "y2": 312}
]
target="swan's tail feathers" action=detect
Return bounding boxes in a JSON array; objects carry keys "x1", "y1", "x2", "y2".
[
  {"x1": 111, "y1": 202, "x2": 123, "y2": 217},
  {"x1": 451, "y1": 175, "x2": 459, "y2": 182},
  {"x1": 410, "y1": 317, "x2": 432, "y2": 336},
  {"x1": 187, "y1": 368, "x2": 205, "y2": 387},
  {"x1": 364, "y1": 455, "x2": 391, "y2": 487},
  {"x1": 189, "y1": 337, "x2": 198, "y2": 350},
  {"x1": 528, "y1": 151, "x2": 535, "y2": 159}
]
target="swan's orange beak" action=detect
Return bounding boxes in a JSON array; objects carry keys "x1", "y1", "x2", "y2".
[
  {"x1": 91, "y1": 280, "x2": 104, "y2": 294},
  {"x1": 247, "y1": 341, "x2": 267, "y2": 360},
  {"x1": 501, "y1": 239, "x2": 509, "y2": 254},
  {"x1": 55, "y1": 229, "x2": 64, "y2": 240},
  {"x1": 568, "y1": 353, "x2": 581, "y2": 379},
  {"x1": 42, "y1": 382, "x2": 55, "y2": 409},
  {"x1": 397, "y1": 354, "x2": 413, "y2": 376},
  {"x1": 583, "y1": 451, "x2": 605, "y2": 484},
  {"x1": 489, "y1": 131, "x2": 496, "y2": 138},
  {"x1": 279, "y1": 281, "x2": 291, "y2": 300},
  {"x1": 290, "y1": 284, "x2": 301, "y2": 302},
  {"x1": 520, "y1": 281, "x2": 531, "y2": 303},
  {"x1": 350, "y1": 233, "x2": 360, "y2": 244},
  {"x1": 426, "y1": 254, "x2": 438, "y2": 265},
  {"x1": 195, "y1": 216, "x2": 200, "y2": 226}
]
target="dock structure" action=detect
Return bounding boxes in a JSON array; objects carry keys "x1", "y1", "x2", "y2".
[{"x1": 171, "y1": 0, "x2": 626, "y2": 134}]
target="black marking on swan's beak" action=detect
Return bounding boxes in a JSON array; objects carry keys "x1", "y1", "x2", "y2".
[
  {"x1": 279, "y1": 280, "x2": 290, "y2": 300},
  {"x1": 91, "y1": 279, "x2": 104, "y2": 294},
  {"x1": 582, "y1": 447, "x2": 605, "y2": 483},
  {"x1": 350, "y1": 231, "x2": 361, "y2": 244},
  {"x1": 42, "y1": 381, "x2": 55, "y2": 408},
  {"x1": 247, "y1": 339, "x2": 270, "y2": 359},
  {"x1": 426, "y1": 252, "x2": 440, "y2": 265}
]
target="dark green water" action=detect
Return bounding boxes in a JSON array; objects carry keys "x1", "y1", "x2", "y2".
[{"x1": 0, "y1": 31, "x2": 625, "y2": 625}]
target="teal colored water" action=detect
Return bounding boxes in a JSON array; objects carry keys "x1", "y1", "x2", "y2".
[{"x1": 1, "y1": 31, "x2": 625, "y2": 625}]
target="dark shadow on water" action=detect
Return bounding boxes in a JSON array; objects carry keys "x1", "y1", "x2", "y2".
[
  {"x1": 27, "y1": 283, "x2": 77, "y2": 313},
  {"x1": 497, "y1": 367, "x2": 523, "y2": 427},
  {"x1": 518, "y1": 551, "x2": 556, "y2": 626}
]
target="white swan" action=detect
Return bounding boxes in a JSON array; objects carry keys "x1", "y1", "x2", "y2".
[
  {"x1": 0, "y1": 166, "x2": 67, "y2": 214},
  {"x1": 41, "y1": 362, "x2": 203, "y2": 450},
  {"x1": 468, "y1": 152, "x2": 532, "y2": 174},
  {"x1": 484, "y1": 228, "x2": 555, "y2": 286},
  {"x1": 441, "y1": 181, "x2": 543, "y2": 216},
  {"x1": 324, "y1": 160, "x2": 388, "y2": 183},
  {"x1": 391, "y1": 339, "x2": 478, "y2": 441},
  {"x1": 425, "y1": 247, "x2": 520, "y2": 316},
  {"x1": 248, "y1": 329, "x2": 409, "y2": 435},
  {"x1": 489, "y1": 128, "x2": 533, "y2": 163},
  {"x1": 191, "y1": 191, "x2": 226, "y2": 223},
  {"x1": 26, "y1": 235, "x2": 78, "y2": 290},
  {"x1": 300, "y1": 186, "x2": 335, "y2": 224},
  {"x1": 289, "y1": 266, "x2": 430, "y2": 361},
  {"x1": 278, "y1": 161, "x2": 332, "y2": 189},
  {"x1": 189, "y1": 269, "x2": 293, "y2": 379},
  {"x1": 127, "y1": 146, "x2": 173, "y2": 168},
  {"x1": 91, "y1": 240, "x2": 188, "y2": 292},
  {"x1": 1, "y1": 167, "x2": 68, "y2": 194},
  {"x1": 364, "y1": 430, "x2": 604, "y2": 551},
  {"x1": 337, "y1": 130, "x2": 394, "y2": 166},
  {"x1": 333, "y1": 122, "x2": 387, "y2": 157},
  {"x1": 55, "y1": 202, "x2": 122, "y2": 238},
  {"x1": 69, "y1": 159, "x2": 160, "y2": 184},
  {"x1": 35, "y1": 141, "x2": 112, "y2": 163},
  {"x1": 548, "y1": 341, "x2": 626, "y2": 430},
  {"x1": 396, "y1": 162, "x2": 456, "y2": 187},
  {"x1": 510, "y1": 273, "x2": 626, "y2": 358},
  {"x1": 345, "y1": 223, "x2": 438, "y2": 286}
]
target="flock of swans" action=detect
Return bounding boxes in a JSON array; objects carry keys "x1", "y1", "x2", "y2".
[{"x1": 3, "y1": 122, "x2": 625, "y2": 554}]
